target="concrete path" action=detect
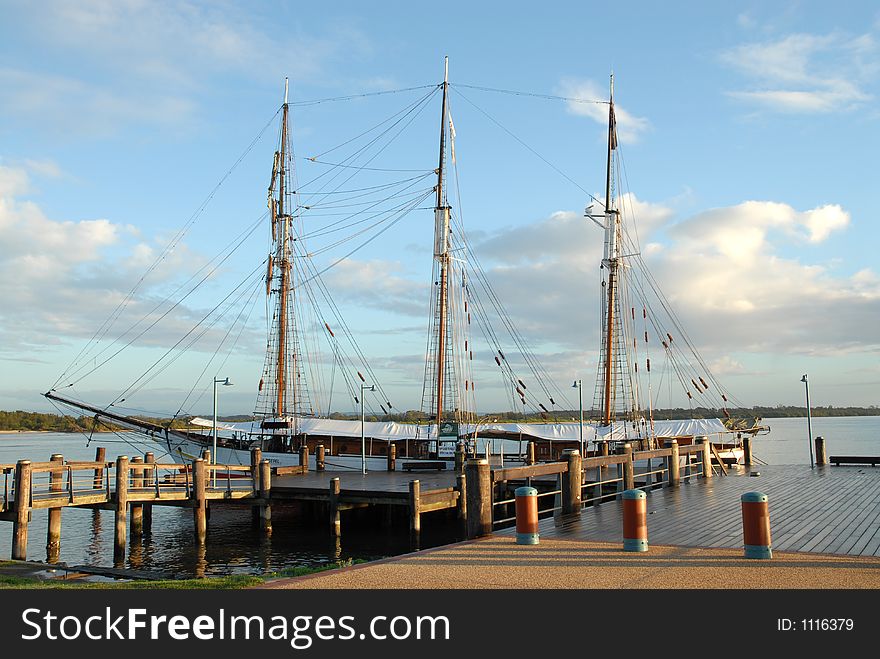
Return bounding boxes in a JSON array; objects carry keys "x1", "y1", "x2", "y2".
[{"x1": 257, "y1": 536, "x2": 880, "y2": 590}]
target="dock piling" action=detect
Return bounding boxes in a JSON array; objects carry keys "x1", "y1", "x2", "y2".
[
  {"x1": 387, "y1": 443, "x2": 396, "y2": 472},
  {"x1": 665, "y1": 440, "x2": 680, "y2": 487},
  {"x1": 815, "y1": 436, "x2": 827, "y2": 466},
  {"x1": 46, "y1": 454, "x2": 63, "y2": 562},
  {"x1": 701, "y1": 437, "x2": 713, "y2": 478},
  {"x1": 329, "y1": 477, "x2": 341, "y2": 537},
  {"x1": 408, "y1": 480, "x2": 421, "y2": 535},
  {"x1": 192, "y1": 458, "x2": 207, "y2": 545},
  {"x1": 316, "y1": 444, "x2": 326, "y2": 472},
  {"x1": 742, "y1": 434, "x2": 752, "y2": 466},
  {"x1": 465, "y1": 458, "x2": 491, "y2": 539},
  {"x1": 456, "y1": 473, "x2": 467, "y2": 533},
  {"x1": 623, "y1": 443, "x2": 635, "y2": 491},
  {"x1": 143, "y1": 452, "x2": 154, "y2": 534},
  {"x1": 114, "y1": 456, "x2": 129, "y2": 566},
  {"x1": 12, "y1": 460, "x2": 32, "y2": 560},
  {"x1": 250, "y1": 447, "x2": 262, "y2": 527},
  {"x1": 259, "y1": 459, "x2": 272, "y2": 535},
  {"x1": 130, "y1": 456, "x2": 144, "y2": 539},
  {"x1": 454, "y1": 443, "x2": 465, "y2": 473},
  {"x1": 93, "y1": 446, "x2": 106, "y2": 490},
  {"x1": 299, "y1": 445, "x2": 309, "y2": 472},
  {"x1": 526, "y1": 441, "x2": 536, "y2": 466},
  {"x1": 561, "y1": 449, "x2": 582, "y2": 515}
]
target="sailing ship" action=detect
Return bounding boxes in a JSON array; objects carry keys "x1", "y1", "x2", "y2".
[{"x1": 44, "y1": 62, "x2": 761, "y2": 471}]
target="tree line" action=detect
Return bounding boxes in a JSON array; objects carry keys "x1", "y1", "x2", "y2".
[{"x1": 2, "y1": 405, "x2": 877, "y2": 432}]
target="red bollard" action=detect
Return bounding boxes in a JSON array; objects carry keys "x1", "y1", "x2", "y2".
[
  {"x1": 741, "y1": 491, "x2": 772, "y2": 559},
  {"x1": 515, "y1": 486, "x2": 539, "y2": 545},
  {"x1": 622, "y1": 489, "x2": 648, "y2": 552}
]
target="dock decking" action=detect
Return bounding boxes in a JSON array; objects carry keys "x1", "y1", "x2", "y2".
[{"x1": 503, "y1": 464, "x2": 880, "y2": 557}]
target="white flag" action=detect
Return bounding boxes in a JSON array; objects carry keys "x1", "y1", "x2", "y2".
[{"x1": 448, "y1": 112, "x2": 457, "y2": 163}]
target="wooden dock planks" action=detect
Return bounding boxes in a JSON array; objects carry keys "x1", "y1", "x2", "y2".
[{"x1": 510, "y1": 464, "x2": 880, "y2": 557}]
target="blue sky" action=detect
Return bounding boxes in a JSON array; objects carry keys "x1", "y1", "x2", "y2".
[{"x1": 1, "y1": 0, "x2": 878, "y2": 416}]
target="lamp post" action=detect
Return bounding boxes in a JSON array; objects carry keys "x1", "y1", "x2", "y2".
[
  {"x1": 360, "y1": 383, "x2": 375, "y2": 475},
  {"x1": 572, "y1": 379, "x2": 584, "y2": 457},
  {"x1": 212, "y1": 376, "x2": 233, "y2": 486},
  {"x1": 801, "y1": 374, "x2": 814, "y2": 468}
]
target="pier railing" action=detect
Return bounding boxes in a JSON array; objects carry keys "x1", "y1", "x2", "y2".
[{"x1": 479, "y1": 438, "x2": 713, "y2": 535}]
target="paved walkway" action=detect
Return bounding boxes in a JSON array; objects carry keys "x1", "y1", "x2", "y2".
[
  {"x1": 260, "y1": 464, "x2": 880, "y2": 590},
  {"x1": 258, "y1": 536, "x2": 880, "y2": 589}
]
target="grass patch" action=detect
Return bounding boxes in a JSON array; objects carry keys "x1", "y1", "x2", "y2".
[
  {"x1": 264, "y1": 558, "x2": 367, "y2": 580},
  {"x1": 0, "y1": 574, "x2": 264, "y2": 590},
  {"x1": 0, "y1": 558, "x2": 367, "y2": 589}
]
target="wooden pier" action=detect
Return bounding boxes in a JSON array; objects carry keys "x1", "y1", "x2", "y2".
[{"x1": 0, "y1": 446, "x2": 464, "y2": 564}]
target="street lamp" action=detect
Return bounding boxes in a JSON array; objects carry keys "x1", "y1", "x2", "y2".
[
  {"x1": 801, "y1": 374, "x2": 815, "y2": 468},
  {"x1": 572, "y1": 379, "x2": 584, "y2": 457},
  {"x1": 360, "y1": 383, "x2": 375, "y2": 475},
  {"x1": 212, "y1": 376, "x2": 233, "y2": 485}
]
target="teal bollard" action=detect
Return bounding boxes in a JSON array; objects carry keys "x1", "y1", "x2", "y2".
[
  {"x1": 622, "y1": 489, "x2": 648, "y2": 552},
  {"x1": 741, "y1": 491, "x2": 772, "y2": 559},
  {"x1": 514, "y1": 486, "x2": 539, "y2": 545}
]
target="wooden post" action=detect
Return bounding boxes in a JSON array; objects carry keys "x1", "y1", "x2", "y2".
[
  {"x1": 465, "y1": 458, "x2": 492, "y2": 539},
  {"x1": 387, "y1": 442, "x2": 396, "y2": 472},
  {"x1": 192, "y1": 458, "x2": 207, "y2": 545},
  {"x1": 598, "y1": 441, "x2": 609, "y2": 485},
  {"x1": 250, "y1": 447, "x2": 262, "y2": 527},
  {"x1": 454, "y1": 443, "x2": 465, "y2": 473},
  {"x1": 666, "y1": 440, "x2": 680, "y2": 487},
  {"x1": 329, "y1": 477, "x2": 341, "y2": 537},
  {"x1": 130, "y1": 456, "x2": 144, "y2": 539},
  {"x1": 259, "y1": 459, "x2": 272, "y2": 535},
  {"x1": 526, "y1": 441, "x2": 536, "y2": 466},
  {"x1": 12, "y1": 460, "x2": 32, "y2": 560},
  {"x1": 299, "y1": 444, "x2": 309, "y2": 472},
  {"x1": 46, "y1": 454, "x2": 63, "y2": 562},
  {"x1": 114, "y1": 456, "x2": 129, "y2": 565},
  {"x1": 701, "y1": 437, "x2": 713, "y2": 479},
  {"x1": 456, "y1": 473, "x2": 467, "y2": 531},
  {"x1": 408, "y1": 480, "x2": 421, "y2": 535},
  {"x1": 316, "y1": 444, "x2": 326, "y2": 471},
  {"x1": 143, "y1": 452, "x2": 154, "y2": 534},
  {"x1": 93, "y1": 446, "x2": 106, "y2": 490},
  {"x1": 561, "y1": 449, "x2": 582, "y2": 516},
  {"x1": 201, "y1": 448, "x2": 211, "y2": 465},
  {"x1": 815, "y1": 436, "x2": 827, "y2": 466},
  {"x1": 623, "y1": 443, "x2": 635, "y2": 491},
  {"x1": 742, "y1": 434, "x2": 753, "y2": 466}
]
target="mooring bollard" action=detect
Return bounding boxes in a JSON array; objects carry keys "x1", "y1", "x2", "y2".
[
  {"x1": 815, "y1": 436, "x2": 827, "y2": 466},
  {"x1": 622, "y1": 489, "x2": 648, "y2": 552},
  {"x1": 741, "y1": 491, "x2": 772, "y2": 559},
  {"x1": 316, "y1": 444, "x2": 326, "y2": 472},
  {"x1": 514, "y1": 486, "x2": 539, "y2": 545}
]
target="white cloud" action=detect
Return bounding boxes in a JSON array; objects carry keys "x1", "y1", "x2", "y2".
[
  {"x1": 558, "y1": 79, "x2": 650, "y2": 144},
  {"x1": 1, "y1": 1, "x2": 375, "y2": 135},
  {"x1": 0, "y1": 163, "x2": 215, "y2": 360},
  {"x1": 721, "y1": 31, "x2": 876, "y2": 113},
  {"x1": 465, "y1": 196, "x2": 878, "y2": 371}
]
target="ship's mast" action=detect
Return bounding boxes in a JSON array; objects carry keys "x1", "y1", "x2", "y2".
[
  {"x1": 601, "y1": 74, "x2": 618, "y2": 426},
  {"x1": 433, "y1": 57, "x2": 451, "y2": 430},
  {"x1": 276, "y1": 78, "x2": 292, "y2": 417}
]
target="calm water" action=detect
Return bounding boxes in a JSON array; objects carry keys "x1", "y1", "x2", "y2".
[
  {"x1": 750, "y1": 416, "x2": 880, "y2": 465},
  {"x1": 2, "y1": 417, "x2": 878, "y2": 575},
  {"x1": 0, "y1": 432, "x2": 456, "y2": 577}
]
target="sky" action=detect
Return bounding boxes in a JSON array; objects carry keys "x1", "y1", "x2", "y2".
[{"x1": 1, "y1": 0, "x2": 879, "y2": 417}]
